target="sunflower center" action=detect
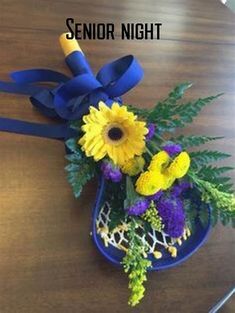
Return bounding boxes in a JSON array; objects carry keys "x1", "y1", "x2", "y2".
[{"x1": 108, "y1": 127, "x2": 124, "y2": 141}]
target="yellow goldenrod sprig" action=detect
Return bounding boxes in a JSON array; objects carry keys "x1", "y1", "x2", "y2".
[
  {"x1": 142, "y1": 201, "x2": 163, "y2": 232},
  {"x1": 197, "y1": 179, "x2": 235, "y2": 213},
  {"x1": 122, "y1": 218, "x2": 151, "y2": 306}
]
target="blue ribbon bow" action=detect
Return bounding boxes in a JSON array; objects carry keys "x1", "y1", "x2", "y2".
[{"x1": 0, "y1": 50, "x2": 144, "y2": 140}]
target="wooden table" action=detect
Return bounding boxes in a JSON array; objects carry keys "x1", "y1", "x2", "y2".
[{"x1": 0, "y1": 0, "x2": 234, "y2": 312}]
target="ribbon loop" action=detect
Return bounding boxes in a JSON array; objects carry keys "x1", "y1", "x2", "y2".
[
  {"x1": 97, "y1": 55, "x2": 144, "y2": 97},
  {"x1": 54, "y1": 73, "x2": 102, "y2": 119},
  {"x1": 0, "y1": 50, "x2": 144, "y2": 139},
  {"x1": 53, "y1": 54, "x2": 144, "y2": 120}
]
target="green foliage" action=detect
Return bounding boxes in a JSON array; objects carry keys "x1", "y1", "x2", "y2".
[
  {"x1": 65, "y1": 137, "x2": 81, "y2": 154},
  {"x1": 190, "y1": 150, "x2": 231, "y2": 168},
  {"x1": 69, "y1": 120, "x2": 83, "y2": 132},
  {"x1": 193, "y1": 178, "x2": 235, "y2": 227},
  {"x1": 199, "y1": 203, "x2": 210, "y2": 228},
  {"x1": 109, "y1": 208, "x2": 127, "y2": 231},
  {"x1": 65, "y1": 138, "x2": 96, "y2": 198},
  {"x1": 128, "y1": 82, "x2": 234, "y2": 228},
  {"x1": 171, "y1": 135, "x2": 223, "y2": 149},
  {"x1": 183, "y1": 199, "x2": 198, "y2": 232},
  {"x1": 197, "y1": 165, "x2": 234, "y2": 192},
  {"x1": 129, "y1": 83, "x2": 222, "y2": 133},
  {"x1": 189, "y1": 150, "x2": 233, "y2": 192},
  {"x1": 172, "y1": 95, "x2": 222, "y2": 126},
  {"x1": 209, "y1": 201, "x2": 235, "y2": 226},
  {"x1": 168, "y1": 134, "x2": 233, "y2": 193},
  {"x1": 163, "y1": 82, "x2": 193, "y2": 102},
  {"x1": 197, "y1": 165, "x2": 234, "y2": 178},
  {"x1": 124, "y1": 176, "x2": 141, "y2": 210},
  {"x1": 122, "y1": 218, "x2": 151, "y2": 307},
  {"x1": 127, "y1": 82, "x2": 192, "y2": 120},
  {"x1": 106, "y1": 181, "x2": 127, "y2": 231}
]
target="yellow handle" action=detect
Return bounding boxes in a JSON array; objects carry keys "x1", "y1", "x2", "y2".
[{"x1": 59, "y1": 33, "x2": 83, "y2": 57}]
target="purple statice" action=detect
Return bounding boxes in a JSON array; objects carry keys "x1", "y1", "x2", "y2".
[
  {"x1": 171, "y1": 181, "x2": 192, "y2": 197},
  {"x1": 157, "y1": 195, "x2": 185, "y2": 238},
  {"x1": 146, "y1": 123, "x2": 155, "y2": 141},
  {"x1": 163, "y1": 143, "x2": 182, "y2": 157},
  {"x1": 148, "y1": 190, "x2": 163, "y2": 201},
  {"x1": 100, "y1": 161, "x2": 122, "y2": 183},
  {"x1": 127, "y1": 198, "x2": 149, "y2": 216}
]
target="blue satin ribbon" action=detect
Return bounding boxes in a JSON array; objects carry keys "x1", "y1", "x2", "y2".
[
  {"x1": 0, "y1": 117, "x2": 75, "y2": 140},
  {"x1": 0, "y1": 50, "x2": 144, "y2": 140}
]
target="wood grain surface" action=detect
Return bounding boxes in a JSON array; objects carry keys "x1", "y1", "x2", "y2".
[{"x1": 0, "y1": 0, "x2": 235, "y2": 312}]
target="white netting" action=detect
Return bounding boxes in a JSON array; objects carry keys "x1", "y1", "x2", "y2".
[{"x1": 96, "y1": 202, "x2": 191, "y2": 259}]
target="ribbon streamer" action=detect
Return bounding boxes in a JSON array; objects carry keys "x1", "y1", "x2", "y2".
[
  {"x1": 0, "y1": 117, "x2": 75, "y2": 140},
  {"x1": 0, "y1": 34, "x2": 144, "y2": 140}
]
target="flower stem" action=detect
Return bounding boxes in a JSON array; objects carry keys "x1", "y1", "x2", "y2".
[
  {"x1": 153, "y1": 132, "x2": 168, "y2": 144},
  {"x1": 145, "y1": 146, "x2": 153, "y2": 157}
]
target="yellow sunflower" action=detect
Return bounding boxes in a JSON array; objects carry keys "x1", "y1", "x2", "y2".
[{"x1": 79, "y1": 101, "x2": 148, "y2": 166}]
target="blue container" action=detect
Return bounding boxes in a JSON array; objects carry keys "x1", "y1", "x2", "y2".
[{"x1": 92, "y1": 177, "x2": 211, "y2": 271}]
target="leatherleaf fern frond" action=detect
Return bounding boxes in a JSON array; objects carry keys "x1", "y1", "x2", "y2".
[
  {"x1": 128, "y1": 83, "x2": 223, "y2": 133},
  {"x1": 197, "y1": 165, "x2": 234, "y2": 192},
  {"x1": 192, "y1": 177, "x2": 235, "y2": 227},
  {"x1": 190, "y1": 150, "x2": 231, "y2": 168},
  {"x1": 167, "y1": 134, "x2": 234, "y2": 193},
  {"x1": 170, "y1": 135, "x2": 223, "y2": 149},
  {"x1": 65, "y1": 138, "x2": 96, "y2": 198}
]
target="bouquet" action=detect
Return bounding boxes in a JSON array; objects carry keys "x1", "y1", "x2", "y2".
[{"x1": 0, "y1": 34, "x2": 234, "y2": 306}]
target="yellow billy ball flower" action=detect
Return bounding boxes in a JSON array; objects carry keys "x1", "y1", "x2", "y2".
[
  {"x1": 121, "y1": 156, "x2": 145, "y2": 176},
  {"x1": 147, "y1": 151, "x2": 175, "y2": 191},
  {"x1": 148, "y1": 151, "x2": 170, "y2": 171},
  {"x1": 168, "y1": 151, "x2": 191, "y2": 178},
  {"x1": 136, "y1": 171, "x2": 165, "y2": 196},
  {"x1": 78, "y1": 101, "x2": 148, "y2": 166},
  {"x1": 161, "y1": 169, "x2": 176, "y2": 190}
]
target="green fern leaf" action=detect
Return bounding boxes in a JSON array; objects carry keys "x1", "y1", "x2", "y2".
[
  {"x1": 190, "y1": 150, "x2": 231, "y2": 168},
  {"x1": 147, "y1": 90, "x2": 222, "y2": 132},
  {"x1": 70, "y1": 120, "x2": 83, "y2": 131},
  {"x1": 65, "y1": 138, "x2": 80, "y2": 154},
  {"x1": 196, "y1": 165, "x2": 234, "y2": 192},
  {"x1": 219, "y1": 183, "x2": 234, "y2": 193},
  {"x1": 65, "y1": 142, "x2": 96, "y2": 198},
  {"x1": 197, "y1": 165, "x2": 234, "y2": 179},
  {"x1": 161, "y1": 82, "x2": 193, "y2": 104},
  {"x1": 128, "y1": 84, "x2": 222, "y2": 134},
  {"x1": 171, "y1": 135, "x2": 223, "y2": 149},
  {"x1": 175, "y1": 94, "x2": 223, "y2": 124},
  {"x1": 67, "y1": 163, "x2": 95, "y2": 198},
  {"x1": 65, "y1": 153, "x2": 82, "y2": 163}
]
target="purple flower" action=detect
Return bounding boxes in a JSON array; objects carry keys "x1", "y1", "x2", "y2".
[
  {"x1": 127, "y1": 199, "x2": 149, "y2": 216},
  {"x1": 171, "y1": 181, "x2": 192, "y2": 197},
  {"x1": 100, "y1": 161, "x2": 122, "y2": 183},
  {"x1": 157, "y1": 195, "x2": 185, "y2": 238},
  {"x1": 148, "y1": 190, "x2": 163, "y2": 201},
  {"x1": 146, "y1": 123, "x2": 155, "y2": 141},
  {"x1": 163, "y1": 143, "x2": 182, "y2": 157}
]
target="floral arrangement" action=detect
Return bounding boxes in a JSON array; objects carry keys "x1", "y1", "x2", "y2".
[
  {"x1": 0, "y1": 34, "x2": 234, "y2": 307},
  {"x1": 65, "y1": 84, "x2": 235, "y2": 306}
]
